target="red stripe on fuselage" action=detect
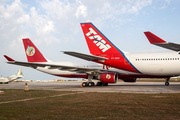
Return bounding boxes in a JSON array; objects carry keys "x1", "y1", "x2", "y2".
[{"x1": 94, "y1": 54, "x2": 139, "y2": 73}]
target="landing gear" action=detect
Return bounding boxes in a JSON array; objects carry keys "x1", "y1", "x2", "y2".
[
  {"x1": 81, "y1": 75, "x2": 108, "y2": 87},
  {"x1": 81, "y1": 82, "x2": 95, "y2": 87},
  {"x1": 81, "y1": 75, "x2": 96, "y2": 87},
  {"x1": 103, "y1": 83, "x2": 108, "y2": 86},
  {"x1": 96, "y1": 82, "x2": 108, "y2": 86},
  {"x1": 82, "y1": 82, "x2": 87, "y2": 87},
  {"x1": 165, "y1": 77, "x2": 170, "y2": 86},
  {"x1": 165, "y1": 82, "x2": 169, "y2": 86},
  {"x1": 88, "y1": 82, "x2": 95, "y2": 87},
  {"x1": 97, "y1": 82, "x2": 103, "y2": 86},
  {"x1": 81, "y1": 82, "x2": 108, "y2": 87}
]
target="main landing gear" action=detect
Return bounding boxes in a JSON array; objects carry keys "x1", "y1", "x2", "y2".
[
  {"x1": 165, "y1": 77, "x2": 170, "y2": 86},
  {"x1": 82, "y1": 82, "x2": 95, "y2": 87},
  {"x1": 81, "y1": 75, "x2": 96, "y2": 87},
  {"x1": 81, "y1": 82, "x2": 108, "y2": 87},
  {"x1": 97, "y1": 82, "x2": 108, "y2": 86},
  {"x1": 81, "y1": 75, "x2": 109, "y2": 87}
]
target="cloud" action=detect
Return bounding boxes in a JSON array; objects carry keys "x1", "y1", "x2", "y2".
[
  {"x1": 28, "y1": 7, "x2": 54, "y2": 35},
  {"x1": 127, "y1": 0, "x2": 152, "y2": 14},
  {"x1": 159, "y1": 4, "x2": 167, "y2": 9},
  {"x1": 0, "y1": 0, "x2": 155, "y2": 58},
  {"x1": 165, "y1": 0, "x2": 171, "y2": 4},
  {"x1": 0, "y1": 0, "x2": 29, "y2": 50},
  {"x1": 1, "y1": 0, "x2": 178, "y2": 80},
  {"x1": 0, "y1": 0, "x2": 154, "y2": 52},
  {"x1": 75, "y1": 3, "x2": 87, "y2": 18}
]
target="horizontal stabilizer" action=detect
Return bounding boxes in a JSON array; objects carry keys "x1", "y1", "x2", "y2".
[
  {"x1": 62, "y1": 51, "x2": 108, "y2": 61},
  {"x1": 144, "y1": 31, "x2": 180, "y2": 52}
]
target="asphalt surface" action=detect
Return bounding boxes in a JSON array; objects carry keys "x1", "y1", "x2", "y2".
[{"x1": 1, "y1": 81, "x2": 180, "y2": 93}]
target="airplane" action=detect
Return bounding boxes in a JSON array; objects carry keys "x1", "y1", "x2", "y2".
[
  {"x1": 0, "y1": 68, "x2": 24, "y2": 84},
  {"x1": 3, "y1": 22, "x2": 180, "y2": 87},
  {"x1": 63, "y1": 22, "x2": 180, "y2": 86},
  {"x1": 4, "y1": 38, "x2": 137, "y2": 87}
]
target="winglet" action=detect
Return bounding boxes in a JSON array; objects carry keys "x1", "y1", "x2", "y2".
[
  {"x1": 144, "y1": 31, "x2": 167, "y2": 44},
  {"x1": 4, "y1": 55, "x2": 15, "y2": 61}
]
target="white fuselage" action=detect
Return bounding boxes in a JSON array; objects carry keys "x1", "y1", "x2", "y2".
[
  {"x1": 127, "y1": 52, "x2": 180, "y2": 76},
  {"x1": 32, "y1": 52, "x2": 180, "y2": 78},
  {"x1": 35, "y1": 61, "x2": 137, "y2": 77}
]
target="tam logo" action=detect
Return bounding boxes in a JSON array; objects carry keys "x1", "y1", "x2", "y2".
[
  {"x1": 106, "y1": 74, "x2": 111, "y2": 79},
  {"x1": 103, "y1": 65, "x2": 111, "y2": 70},
  {"x1": 26, "y1": 46, "x2": 35, "y2": 56},
  {"x1": 86, "y1": 28, "x2": 111, "y2": 52}
]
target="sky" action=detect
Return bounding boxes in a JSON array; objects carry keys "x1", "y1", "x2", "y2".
[{"x1": 0, "y1": 0, "x2": 180, "y2": 80}]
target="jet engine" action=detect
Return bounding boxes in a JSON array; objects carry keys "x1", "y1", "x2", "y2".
[{"x1": 94, "y1": 73, "x2": 118, "y2": 83}]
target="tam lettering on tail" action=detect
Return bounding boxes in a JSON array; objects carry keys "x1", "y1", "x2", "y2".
[
  {"x1": 22, "y1": 38, "x2": 48, "y2": 62},
  {"x1": 81, "y1": 22, "x2": 141, "y2": 73},
  {"x1": 80, "y1": 23, "x2": 122, "y2": 55}
]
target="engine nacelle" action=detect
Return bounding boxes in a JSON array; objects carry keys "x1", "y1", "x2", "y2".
[
  {"x1": 122, "y1": 78, "x2": 137, "y2": 82},
  {"x1": 97, "y1": 73, "x2": 118, "y2": 83}
]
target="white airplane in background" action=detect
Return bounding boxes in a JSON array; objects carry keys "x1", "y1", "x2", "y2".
[
  {"x1": 0, "y1": 68, "x2": 24, "y2": 84},
  {"x1": 4, "y1": 22, "x2": 180, "y2": 87},
  {"x1": 4, "y1": 38, "x2": 135, "y2": 87}
]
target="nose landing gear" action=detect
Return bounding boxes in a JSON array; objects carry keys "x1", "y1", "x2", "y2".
[{"x1": 165, "y1": 77, "x2": 170, "y2": 86}]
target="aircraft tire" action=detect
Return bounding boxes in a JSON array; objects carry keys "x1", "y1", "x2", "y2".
[
  {"x1": 82, "y1": 82, "x2": 87, "y2": 87},
  {"x1": 2, "y1": 82, "x2": 8, "y2": 84},
  {"x1": 103, "y1": 83, "x2": 108, "y2": 86},
  {"x1": 165, "y1": 82, "x2": 169, "y2": 86},
  {"x1": 88, "y1": 82, "x2": 92, "y2": 87},
  {"x1": 97, "y1": 82, "x2": 103, "y2": 86},
  {"x1": 92, "y1": 82, "x2": 95, "y2": 86}
]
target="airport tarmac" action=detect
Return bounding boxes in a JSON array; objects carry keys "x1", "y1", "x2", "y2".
[{"x1": 1, "y1": 81, "x2": 180, "y2": 93}]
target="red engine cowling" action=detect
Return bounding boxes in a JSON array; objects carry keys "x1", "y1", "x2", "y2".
[
  {"x1": 122, "y1": 78, "x2": 137, "y2": 82},
  {"x1": 99, "y1": 73, "x2": 118, "y2": 83}
]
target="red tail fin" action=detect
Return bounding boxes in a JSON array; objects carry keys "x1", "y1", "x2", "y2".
[
  {"x1": 22, "y1": 38, "x2": 47, "y2": 62},
  {"x1": 80, "y1": 23, "x2": 121, "y2": 55},
  {"x1": 144, "y1": 31, "x2": 167, "y2": 44}
]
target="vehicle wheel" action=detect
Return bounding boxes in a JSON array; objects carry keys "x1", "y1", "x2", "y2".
[
  {"x1": 92, "y1": 82, "x2": 95, "y2": 86},
  {"x1": 103, "y1": 83, "x2": 108, "y2": 86},
  {"x1": 88, "y1": 82, "x2": 92, "y2": 87},
  {"x1": 165, "y1": 82, "x2": 169, "y2": 86},
  {"x1": 97, "y1": 82, "x2": 102, "y2": 86},
  {"x1": 82, "y1": 82, "x2": 87, "y2": 87}
]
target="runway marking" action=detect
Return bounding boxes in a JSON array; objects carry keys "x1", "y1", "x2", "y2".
[{"x1": 0, "y1": 91, "x2": 86, "y2": 104}]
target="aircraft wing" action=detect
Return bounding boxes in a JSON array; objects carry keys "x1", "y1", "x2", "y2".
[
  {"x1": 144, "y1": 31, "x2": 180, "y2": 52},
  {"x1": 4, "y1": 55, "x2": 122, "y2": 74},
  {"x1": 62, "y1": 51, "x2": 108, "y2": 61}
]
